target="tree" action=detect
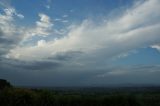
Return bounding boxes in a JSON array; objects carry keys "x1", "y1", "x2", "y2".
[{"x1": 0, "y1": 79, "x2": 12, "y2": 90}]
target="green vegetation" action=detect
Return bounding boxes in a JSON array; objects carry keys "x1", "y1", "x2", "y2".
[{"x1": 0, "y1": 80, "x2": 160, "y2": 106}]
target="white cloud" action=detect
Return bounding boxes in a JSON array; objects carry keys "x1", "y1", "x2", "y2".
[
  {"x1": 0, "y1": 6, "x2": 25, "y2": 58},
  {"x1": 151, "y1": 44, "x2": 160, "y2": 52},
  {"x1": 54, "y1": 29, "x2": 67, "y2": 35},
  {"x1": 23, "y1": 13, "x2": 53, "y2": 40},
  {"x1": 4, "y1": 8, "x2": 24, "y2": 19},
  {"x1": 0, "y1": 7, "x2": 23, "y2": 36},
  {"x1": 0, "y1": 9, "x2": 14, "y2": 29},
  {"x1": 4, "y1": 8, "x2": 15, "y2": 16},
  {"x1": 61, "y1": 20, "x2": 69, "y2": 23},
  {"x1": 54, "y1": 18, "x2": 69, "y2": 23},
  {"x1": 7, "y1": 0, "x2": 160, "y2": 62},
  {"x1": 37, "y1": 40, "x2": 46, "y2": 47},
  {"x1": 36, "y1": 13, "x2": 53, "y2": 29},
  {"x1": 62, "y1": 15, "x2": 68, "y2": 18},
  {"x1": 54, "y1": 18, "x2": 62, "y2": 21},
  {"x1": 33, "y1": 13, "x2": 53, "y2": 37},
  {"x1": 17, "y1": 14, "x2": 24, "y2": 19}
]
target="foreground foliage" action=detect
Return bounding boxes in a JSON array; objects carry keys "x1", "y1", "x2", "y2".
[{"x1": 0, "y1": 87, "x2": 160, "y2": 106}]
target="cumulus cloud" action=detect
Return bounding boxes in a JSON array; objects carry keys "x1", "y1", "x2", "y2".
[
  {"x1": 32, "y1": 13, "x2": 53, "y2": 37},
  {"x1": 7, "y1": 0, "x2": 160, "y2": 63},
  {"x1": 0, "y1": 3, "x2": 51, "y2": 61},
  {"x1": 20, "y1": 13, "x2": 53, "y2": 42}
]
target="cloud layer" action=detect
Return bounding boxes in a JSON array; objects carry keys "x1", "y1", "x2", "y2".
[
  {"x1": 6, "y1": 0, "x2": 160, "y2": 62},
  {"x1": 0, "y1": 0, "x2": 160, "y2": 86}
]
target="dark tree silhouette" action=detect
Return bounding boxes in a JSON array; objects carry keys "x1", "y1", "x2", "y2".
[{"x1": 0, "y1": 79, "x2": 12, "y2": 89}]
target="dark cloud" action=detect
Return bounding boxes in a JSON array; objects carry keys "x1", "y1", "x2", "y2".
[
  {"x1": 0, "y1": 29, "x2": 4, "y2": 36},
  {"x1": 0, "y1": 37, "x2": 14, "y2": 44},
  {"x1": 0, "y1": 58, "x2": 61, "y2": 71},
  {"x1": 0, "y1": 51, "x2": 82, "y2": 73},
  {"x1": 1, "y1": 58, "x2": 160, "y2": 86},
  {"x1": 49, "y1": 51, "x2": 83, "y2": 61},
  {"x1": 0, "y1": 30, "x2": 10, "y2": 56},
  {"x1": 0, "y1": 51, "x2": 83, "y2": 71},
  {"x1": 0, "y1": 29, "x2": 19, "y2": 57},
  {"x1": 20, "y1": 61, "x2": 61, "y2": 70}
]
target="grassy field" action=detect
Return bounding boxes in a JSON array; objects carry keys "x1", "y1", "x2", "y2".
[{"x1": 0, "y1": 86, "x2": 160, "y2": 106}]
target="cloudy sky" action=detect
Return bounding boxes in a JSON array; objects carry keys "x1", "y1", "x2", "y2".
[{"x1": 0, "y1": 0, "x2": 160, "y2": 87}]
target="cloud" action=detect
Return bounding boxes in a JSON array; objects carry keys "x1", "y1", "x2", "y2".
[
  {"x1": 0, "y1": 0, "x2": 24, "y2": 19},
  {"x1": 21, "y1": 13, "x2": 53, "y2": 41},
  {"x1": 0, "y1": 0, "x2": 160, "y2": 86},
  {"x1": 0, "y1": 12, "x2": 53, "y2": 60},
  {"x1": 7, "y1": 0, "x2": 160, "y2": 63},
  {"x1": 54, "y1": 18, "x2": 69, "y2": 23},
  {"x1": 0, "y1": 58, "x2": 61, "y2": 73},
  {"x1": 4, "y1": 8, "x2": 24, "y2": 19},
  {"x1": 16, "y1": 14, "x2": 24, "y2": 19},
  {"x1": 0, "y1": 7, "x2": 24, "y2": 58},
  {"x1": 0, "y1": 0, "x2": 11, "y2": 9},
  {"x1": 35, "y1": 13, "x2": 53, "y2": 36},
  {"x1": 2, "y1": 62, "x2": 160, "y2": 86},
  {"x1": 90, "y1": 65, "x2": 160, "y2": 86},
  {"x1": 151, "y1": 44, "x2": 160, "y2": 52},
  {"x1": 50, "y1": 51, "x2": 83, "y2": 61},
  {"x1": 61, "y1": 20, "x2": 69, "y2": 23},
  {"x1": 37, "y1": 40, "x2": 46, "y2": 47},
  {"x1": 102, "y1": 65, "x2": 160, "y2": 77},
  {"x1": 54, "y1": 18, "x2": 62, "y2": 21},
  {"x1": 45, "y1": 0, "x2": 52, "y2": 9},
  {"x1": 62, "y1": 15, "x2": 68, "y2": 18}
]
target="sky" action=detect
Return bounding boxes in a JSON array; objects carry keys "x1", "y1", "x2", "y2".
[{"x1": 0, "y1": 0, "x2": 160, "y2": 87}]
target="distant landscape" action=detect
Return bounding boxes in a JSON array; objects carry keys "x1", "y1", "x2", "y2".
[{"x1": 1, "y1": 79, "x2": 160, "y2": 106}]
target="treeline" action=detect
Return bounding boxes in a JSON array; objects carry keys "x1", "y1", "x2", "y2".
[{"x1": 0, "y1": 79, "x2": 160, "y2": 106}]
